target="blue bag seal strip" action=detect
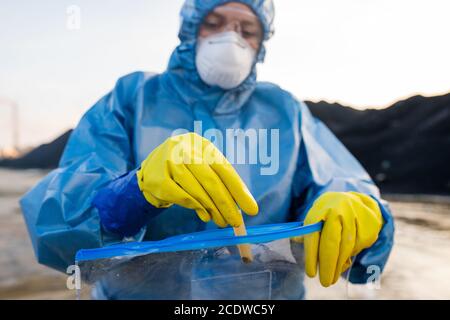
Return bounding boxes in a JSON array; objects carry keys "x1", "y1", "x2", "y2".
[{"x1": 75, "y1": 221, "x2": 323, "y2": 262}]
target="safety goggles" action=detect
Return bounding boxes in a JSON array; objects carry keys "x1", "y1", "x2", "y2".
[{"x1": 200, "y1": 5, "x2": 263, "y2": 45}]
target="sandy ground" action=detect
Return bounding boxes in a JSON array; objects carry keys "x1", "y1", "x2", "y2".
[{"x1": 1, "y1": 168, "x2": 449, "y2": 300}]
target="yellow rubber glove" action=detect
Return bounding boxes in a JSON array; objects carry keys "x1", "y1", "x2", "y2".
[
  {"x1": 136, "y1": 133, "x2": 259, "y2": 228},
  {"x1": 298, "y1": 191, "x2": 383, "y2": 287}
]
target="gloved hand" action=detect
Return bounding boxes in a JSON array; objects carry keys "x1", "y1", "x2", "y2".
[
  {"x1": 136, "y1": 133, "x2": 259, "y2": 228},
  {"x1": 294, "y1": 192, "x2": 383, "y2": 287}
]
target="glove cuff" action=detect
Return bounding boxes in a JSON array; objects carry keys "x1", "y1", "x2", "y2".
[{"x1": 93, "y1": 169, "x2": 165, "y2": 237}]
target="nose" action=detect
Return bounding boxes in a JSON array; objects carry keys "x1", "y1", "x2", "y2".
[{"x1": 224, "y1": 21, "x2": 242, "y2": 35}]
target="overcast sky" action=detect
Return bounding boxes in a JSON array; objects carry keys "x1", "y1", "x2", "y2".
[{"x1": 1, "y1": 0, "x2": 449, "y2": 149}]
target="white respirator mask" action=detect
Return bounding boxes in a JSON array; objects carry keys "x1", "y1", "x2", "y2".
[{"x1": 195, "y1": 31, "x2": 257, "y2": 90}]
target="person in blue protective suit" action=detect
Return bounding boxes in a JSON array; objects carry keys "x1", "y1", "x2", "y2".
[{"x1": 21, "y1": 0, "x2": 394, "y2": 299}]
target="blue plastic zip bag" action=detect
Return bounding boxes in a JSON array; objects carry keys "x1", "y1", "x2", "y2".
[{"x1": 76, "y1": 221, "x2": 322, "y2": 300}]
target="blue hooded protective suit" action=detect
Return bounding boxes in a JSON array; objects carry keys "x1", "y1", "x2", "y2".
[{"x1": 20, "y1": 0, "x2": 394, "y2": 299}]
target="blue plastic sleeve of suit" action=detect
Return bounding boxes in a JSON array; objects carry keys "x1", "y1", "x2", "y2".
[{"x1": 92, "y1": 169, "x2": 165, "y2": 238}]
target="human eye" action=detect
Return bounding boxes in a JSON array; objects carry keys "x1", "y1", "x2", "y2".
[
  {"x1": 241, "y1": 21, "x2": 263, "y2": 40},
  {"x1": 242, "y1": 30, "x2": 257, "y2": 38},
  {"x1": 242, "y1": 28, "x2": 261, "y2": 40}
]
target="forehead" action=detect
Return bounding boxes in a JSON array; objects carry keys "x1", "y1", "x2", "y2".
[{"x1": 208, "y1": 2, "x2": 259, "y2": 24}]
